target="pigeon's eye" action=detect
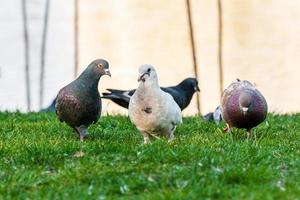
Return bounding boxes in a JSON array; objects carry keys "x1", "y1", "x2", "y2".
[
  {"x1": 147, "y1": 68, "x2": 151, "y2": 73},
  {"x1": 97, "y1": 64, "x2": 103, "y2": 68}
]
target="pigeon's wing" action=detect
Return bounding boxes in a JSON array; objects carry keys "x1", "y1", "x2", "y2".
[
  {"x1": 161, "y1": 87, "x2": 185, "y2": 110},
  {"x1": 56, "y1": 92, "x2": 82, "y2": 126},
  {"x1": 213, "y1": 106, "x2": 222, "y2": 122},
  {"x1": 102, "y1": 89, "x2": 136, "y2": 108},
  {"x1": 203, "y1": 112, "x2": 214, "y2": 121},
  {"x1": 220, "y1": 82, "x2": 238, "y2": 124},
  {"x1": 220, "y1": 81, "x2": 237, "y2": 109},
  {"x1": 56, "y1": 91, "x2": 100, "y2": 127},
  {"x1": 163, "y1": 91, "x2": 182, "y2": 125},
  {"x1": 241, "y1": 80, "x2": 256, "y2": 89}
]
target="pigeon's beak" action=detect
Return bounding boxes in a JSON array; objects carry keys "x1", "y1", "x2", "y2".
[
  {"x1": 242, "y1": 107, "x2": 248, "y2": 115},
  {"x1": 194, "y1": 85, "x2": 200, "y2": 92},
  {"x1": 137, "y1": 72, "x2": 150, "y2": 82},
  {"x1": 104, "y1": 69, "x2": 111, "y2": 77}
]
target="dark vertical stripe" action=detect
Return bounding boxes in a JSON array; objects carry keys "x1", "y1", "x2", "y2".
[
  {"x1": 186, "y1": 0, "x2": 201, "y2": 114},
  {"x1": 74, "y1": 0, "x2": 79, "y2": 78},
  {"x1": 217, "y1": 0, "x2": 224, "y2": 96},
  {"x1": 39, "y1": 0, "x2": 51, "y2": 108},
  {"x1": 22, "y1": 0, "x2": 31, "y2": 111}
]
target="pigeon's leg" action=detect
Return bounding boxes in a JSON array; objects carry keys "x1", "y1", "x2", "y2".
[
  {"x1": 246, "y1": 129, "x2": 252, "y2": 139},
  {"x1": 73, "y1": 127, "x2": 80, "y2": 137},
  {"x1": 168, "y1": 132, "x2": 175, "y2": 142},
  {"x1": 168, "y1": 125, "x2": 176, "y2": 142},
  {"x1": 75, "y1": 125, "x2": 88, "y2": 141},
  {"x1": 223, "y1": 123, "x2": 232, "y2": 133},
  {"x1": 142, "y1": 132, "x2": 151, "y2": 144}
]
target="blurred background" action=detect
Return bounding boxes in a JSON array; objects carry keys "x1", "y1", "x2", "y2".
[{"x1": 0, "y1": 0, "x2": 299, "y2": 115}]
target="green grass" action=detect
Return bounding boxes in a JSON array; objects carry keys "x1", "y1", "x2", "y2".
[{"x1": 0, "y1": 112, "x2": 299, "y2": 200}]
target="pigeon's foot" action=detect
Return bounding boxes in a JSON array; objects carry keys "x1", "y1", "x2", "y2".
[
  {"x1": 142, "y1": 132, "x2": 151, "y2": 144},
  {"x1": 73, "y1": 150, "x2": 85, "y2": 157},
  {"x1": 143, "y1": 136, "x2": 151, "y2": 144},
  {"x1": 168, "y1": 132, "x2": 175, "y2": 142},
  {"x1": 223, "y1": 124, "x2": 232, "y2": 133},
  {"x1": 80, "y1": 135, "x2": 85, "y2": 142}
]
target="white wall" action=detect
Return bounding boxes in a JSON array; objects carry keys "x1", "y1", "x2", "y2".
[{"x1": 1, "y1": 0, "x2": 300, "y2": 114}]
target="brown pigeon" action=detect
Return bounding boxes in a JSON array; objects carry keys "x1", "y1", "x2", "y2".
[
  {"x1": 55, "y1": 59, "x2": 111, "y2": 141},
  {"x1": 220, "y1": 79, "x2": 267, "y2": 137}
]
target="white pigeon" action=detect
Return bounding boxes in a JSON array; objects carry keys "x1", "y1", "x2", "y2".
[{"x1": 129, "y1": 64, "x2": 182, "y2": 144}]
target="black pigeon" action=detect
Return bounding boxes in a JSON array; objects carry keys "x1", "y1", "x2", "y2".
[
  {"x1": 55, "y1": 59, "x2": 111, "y2": 141},
  {"x1": 102, "y1": 78, "x2": 200, "y2": 111}
]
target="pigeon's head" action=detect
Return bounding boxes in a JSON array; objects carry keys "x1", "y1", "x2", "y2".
[
  {"x1": 85, "y1": 59, "x2": 111, "y2": 79},
  {"x1": 137, "y1": 64, "x2": 158, "y2": 84},
  {"x1": 239, "y1": 91, "x2": 253, "y2": 116},
  {"x1": 180, "y1": 78, "x2": 200, "y2": 92},
  {"x1": 93, "y1": 59, "x2": 111, "y2": 77}
]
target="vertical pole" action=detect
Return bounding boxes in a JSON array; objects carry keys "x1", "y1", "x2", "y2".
[
  {"x1": 74, "y1": 0, "x2": 79, "y2": 78},
  {"x1": 186, "y1": 0, "x2": 201, "y2": 114},
  {"x1": 39, "y1": 0, "x2": 50, "y2": 109},
  {"x1": 22, "y1": 0, "x2": 31, "y2": 111},
  {"x1": 217, "y1": 0, "x2": 224, "y2": 96}
]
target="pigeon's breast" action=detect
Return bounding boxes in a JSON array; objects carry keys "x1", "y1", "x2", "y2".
[
  {"x1": 129, "y1": 93, "x2": 169, "y2": 132},
  {"x1": 222, "y1": 89, "x2": 267, "y2": 129},
  {"x1": 56, "y1": 89, "x2": 100, "y2": 127}
]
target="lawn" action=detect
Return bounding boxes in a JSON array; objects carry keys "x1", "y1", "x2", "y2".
[{"x1": 0, "y1": 112, "x2": 299, "y2": 199}]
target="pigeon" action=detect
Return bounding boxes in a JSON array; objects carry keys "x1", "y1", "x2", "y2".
[
  {"x1": 128, "y1": 64, "x2": 182, "y2": 144},
  {"x1": 42, "y1": 78, "x2": 199, "y2": 112},
  {"x1": 203, "y1": 106, "x2": 222, "y2": 123},
  {"x1": 220, "y1": 79, "x2": 268, "y2": 137},
  {"x1": 55, "y1": 59, "x2": 111, "y2": 141},
  {"x1": 102, "y1": 78, "x2": 200, "y2": 111},
  {"x1": 40, "y1": 98, "x2": 56, "y2": 112}
]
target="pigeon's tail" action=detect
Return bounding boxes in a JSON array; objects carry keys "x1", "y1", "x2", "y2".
[
  {"x1": 101, "y1": 89, "x2": 132, "y2": 109},
  {"x1": 39, "y1": 98, "x2": 56, "y2": 112}
]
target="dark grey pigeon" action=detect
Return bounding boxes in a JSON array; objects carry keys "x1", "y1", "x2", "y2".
[
  {"x1": 102, "y1": 78, "x2": 200, "y2": 111},
  {"x1": 55, "y1": 59, "x2": 111, "y2": 141},
  {"x1": 203, "y1": 106, "x2": 222, "y2": 123},
  {"x1": 40, "y1": 98, "x2": 56, "y2": 112},
  {"x1": 220, "y1": 79, "x2": 268, "y2": 138}
]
